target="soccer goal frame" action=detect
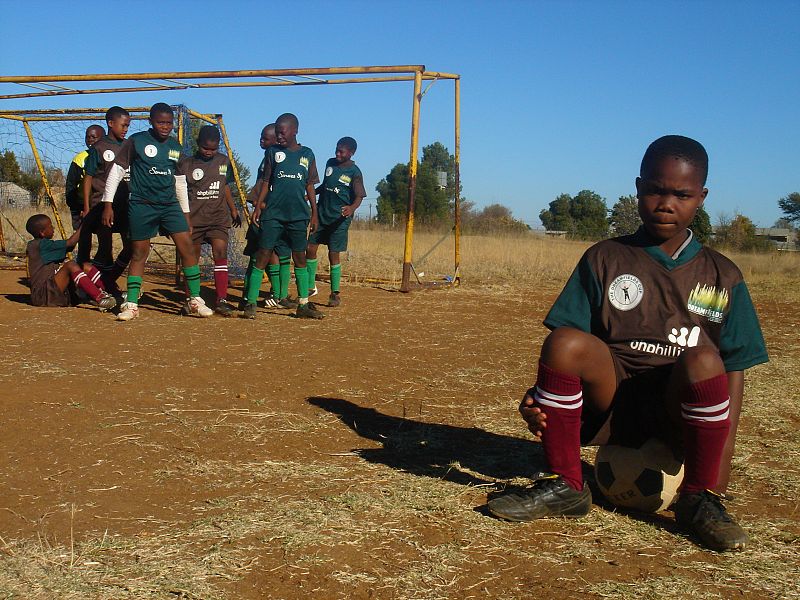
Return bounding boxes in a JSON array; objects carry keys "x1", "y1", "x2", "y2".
[{"x1": 0, "y1": 66, "x2": 462, "y2": 290}]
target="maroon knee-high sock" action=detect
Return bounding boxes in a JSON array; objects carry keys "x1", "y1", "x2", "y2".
[
  {"x1": 86, "y1": 265, "x2": 106, "y2": 291},
  {"x1": 71, "y1": 270, "x2": 103, "y2": 302},
  {"x1": 533, "y1": 360, "x2": 584, "y2": 490},
  {"x1": 681, "y1": 374, "x2": 730, "y2": 495},
  {"x1": 213, "y1": 259, "x2": 228, "y2": 301}
]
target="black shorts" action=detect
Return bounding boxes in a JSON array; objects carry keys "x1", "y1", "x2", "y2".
[{"x1": 580, "y1": 358, "x2": 679, "y2": 449}]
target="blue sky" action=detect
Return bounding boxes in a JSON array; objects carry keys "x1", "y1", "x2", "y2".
[{"x1": 0, "y1": 0, "x2": 797, "y2": 227}]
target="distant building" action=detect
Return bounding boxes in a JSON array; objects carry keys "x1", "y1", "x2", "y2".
[
  {"x1": 0, "y1": 181, "x2": 32, "y2": 207},
  {"x1": 754, "y1": 227, "x2": 796, "y2": 250}
]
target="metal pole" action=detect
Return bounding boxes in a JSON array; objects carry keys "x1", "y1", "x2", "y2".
[
  {"x1": 453, "y1": 77, "x2": 461, "y2": 286},
  {"x1": 0, "y1": 209, "x2": 6, "y2": 252},
  {"x1": 22, "y1": 120, "x2": 67, "y2": 240},
  {"x1": 216, "y1": 115, "x2": 250, "y2": 224},
  {"x1": 400, "y1": 69, "x2": 423, "y2": 292}
]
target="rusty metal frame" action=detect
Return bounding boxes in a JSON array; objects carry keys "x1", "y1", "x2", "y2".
[{"x1": 0, "y1": 66, "x2": 462, "y2": 289}]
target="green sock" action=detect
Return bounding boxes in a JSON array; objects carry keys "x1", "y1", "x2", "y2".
[
  {"x1": 330, "y1": 263, "x2": 342, "y2": 293},
  {"x1": 306, "y1": 259, "x2": 318, "y2": 291},
  {"x1": 127, "y1": 275, "x2": 142, "y2": 305},
  {"x1": 183, "y1": 264, "x2": 201, "y2": 298},
  {"x1": 245, "y1": 256, "x2": 256, "y2": 283},
  {"x1": 295, "y1": 266, "x2": 309, "y2": 300},
  {"x1": 246, "y1": 267, "x2": 264, "y2": 304},
  {"x1": 279, "y1": 256, "x2": 291, "y2": 299},
  {"x1": 267, "y1": 263, "x2": 280, "y2": 294}
]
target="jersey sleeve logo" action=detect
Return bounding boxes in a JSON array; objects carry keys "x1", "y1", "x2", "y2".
[
  {"x1": 102, "y1": 149, "x2": 116, "y2": 162},
  {"x1": 338, "y1": 174, "x2": 352, "y2": 186},
  {"x1": 275, "y1": 151, "x2": 286, "y2": 163},
  {"x1": 144, "y1": 144, "x2": 158, "y2": 157},
  {"x1": 687, "y1": 284, "x2": 729, "y2": 323},
  {"x1": 192, "y1": 168, "x2": 204, "y2": 181},
  {"x1": 219, "y1": 164, "x2": 228, "y2": 176},
  {"x1": 608, "y1": 274, "x2": 644, "y2": 311},
  {"x1": 168, "y1": 150, "x2": 180, "y2": 162},
  {"x1": 325, "y1": 166, "x2": 333, "y2": 177}
]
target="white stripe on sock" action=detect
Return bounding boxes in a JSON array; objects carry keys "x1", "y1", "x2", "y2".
[
  {"x1": 681, "y1": 409, "x2": 730, "y2": 422},
  {"x1": 681, "y1": 398, "x2": 730, "y2": 414},
  {"x1": 535, "y1": 387, "x2": 583, "y2": 403},
  {"x1": 534, "y1": 391, "x2": 583, "y2": 410}
]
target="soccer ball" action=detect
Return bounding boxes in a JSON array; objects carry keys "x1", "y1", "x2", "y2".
[{"x1": 594, "y1": 438, "x2": 684, "y2": 513}]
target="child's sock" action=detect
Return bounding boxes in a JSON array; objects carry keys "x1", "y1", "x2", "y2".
[
  {"x1": 183, "y1": 264, "x2": 202, "y2": 299},
  {"x1": 213, "y1": 259, "x2": 228, "y2": 301},
  {"x1": 306, "y1": 259, "x2": 318, "y2": 291},
  {"x1": 86, "y1": 265, "x2": 106, "y2": 291},
  {"x1": 533, "y1": 360, "x2": 584, "y2": 490},
  {"x1": 681, "y1": 374, "x2": 730, "y2": 495},
  {"x1": 71, "y1": 270, "x2": 104, "y2": 302},
  {"x1": 330, "y1": 263, "x2": 342, "y2": 293},
  {"x1": 246, "y1": 267, "x2": 265, "y2": 304},
  {"x1": 126, "y1": 275, "x2": 142, "y2": 305},
  {"x1": 245, "y1": 256, "x2": 257, "y2": 285},
  {"x1": 267, "y1": 263, "x2": 280, "y2": 294},
  {"x1": 279, "y1": 256, "x2": 291, "y2": 299},
  {"x1": 294, "y1": 266, "x2": 309, "y2": 302}
]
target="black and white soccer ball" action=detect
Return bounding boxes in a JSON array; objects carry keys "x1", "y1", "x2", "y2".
[{"x1": 594, "y1": 438, "x2": 684, "y2": 513}]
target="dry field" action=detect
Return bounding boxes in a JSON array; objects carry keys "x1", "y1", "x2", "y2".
[{"x1": 0, "y1": 224, "x2": 798, "y2": 599}]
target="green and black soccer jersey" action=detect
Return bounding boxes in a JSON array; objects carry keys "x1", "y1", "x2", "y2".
[
  {"x1": 259, "y1": 145, "x2": 319, "y2": 222},
  {"x1": 26, "y1": 238, "x2": 70, "y2": 307},
  {"x1": 85, "y1": 135, "x2": 130, "y2": 208},
  {"x1": 177, "y1": 152, "x2": 235, "y2": 229},
  {"x1": 544, "y1": 228, "x2": 768, "y2": 374},
  {"x1": 113, "y1": 129, "x2": 182, "y2": 205},
  {"x1": 317, "y1": 158, "x2": 365, "y2": 226}
]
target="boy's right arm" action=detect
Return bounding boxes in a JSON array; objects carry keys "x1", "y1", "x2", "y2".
[
  {"x1": 82, "y1": 175, "x2": 93, "y2": 218},
  {"x1": 101, "y1": 139, "x2": 133, "y2": 227},
  {"x1": 251, "y1": 152, "x2": 273, "y2": 224}
]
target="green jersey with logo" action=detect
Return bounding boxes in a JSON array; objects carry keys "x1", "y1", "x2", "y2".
[
  {"x1": 85, "y1": 135, "x2": 130, "y2": 207},
  {"x1": 317, "y1": 158, "x2": 365, "y2": 226},
  {"x1": 114, "y1": 130, "x2": 182, "y2": 205},
  {"x1": 544, "y1": 228, "x2": 768, "y2": 374},
  {"x1": 177, "y1": 152, "x2": 235, "y2": 229},
  {"x1": 259, "y1": 145, "x2": 319, "y2": 222}
]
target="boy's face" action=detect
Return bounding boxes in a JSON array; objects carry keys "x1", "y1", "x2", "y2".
[
  {"x1": 107, "y1": 115, "x2": 130, "y2": 141},
  {"x1": 41, "y1": 218, "x2": 55, "y2": 239},
  {"x1": 85, "y1": 127, "x2": 103, "y2": 147},
  {"x1": 275, "y1": 121, "x2": 297, "y2": 147},
  {"x1": 335, "y1": 144, "x2": 354, "y2": 164},
  {"x1": 260, "y1": 127, "x2": 276, "y2": 149},
  {"x1": 150, "y1": 111, "x2": 174, "y2": 141},
  {"x1": 636, "y1": 157, "x2": 707, "y2": 243},
  {"x1": 198, "y1": 139, "x2": 218, "y2": 159}
]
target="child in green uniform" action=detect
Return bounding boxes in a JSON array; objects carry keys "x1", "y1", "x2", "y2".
[
  {"x1": 101, "y1": 103, "x2": 213, "y2": 321},
  {"x1": 306, "y1": 137, "x2": 365, "y2": 307},
  {"x1": 242, "y1": 113, "x2": 322, "y2": 320}
]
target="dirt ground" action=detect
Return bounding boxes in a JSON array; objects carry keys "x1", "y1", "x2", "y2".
[{"x1": 0, "y1": 266, "x2": 797, "y2": 599}]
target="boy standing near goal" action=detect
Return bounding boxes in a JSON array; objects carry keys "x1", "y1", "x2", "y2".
[
  {"x1": 101, "y1": 102, "x2": 213, "y2": 321},
  {"x1": 306, "y1": 136, "x2": 365, "y2": 307},
  {"x1": 177, "y1": 125, "x2": 241, "y2": 316},
  {"x1": 241, "y1": 113, "x2": 322, "y2": 319},
  {"x1": 65, "y1": 124, "x2": 104, "y2": 230},
  {"x1": 79, "y1": 106, "x2": 132, "y2": 294},
  {"x1": 487, "y1": 135, "x2": 768, "y2": 552}
]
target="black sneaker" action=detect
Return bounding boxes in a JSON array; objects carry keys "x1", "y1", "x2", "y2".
[
  {"x1": 215, "y1": 298, "x2": 235, "y2": 317},
  {"x1": 296, "y1": 302, "x2": 324, "y2": 319},
  {"x1": 239, "y1": 303, "x2": 257, "y2": 320},
  {"x1": 487, "y1": 473, "x2": 591, "y2": 522},
  {"x1": 263, "y1": 291, "x2": 279, "y2": 308},
  {"x1": 277, "y1": 297, "x2": 299, "y2": 310},
  {"x1": 327, "y1": 292, "x2": 341, "y2": 307},
  {"x1": 237, "y1": 297, "x2": 249, "y2": 311},
  {"x1": 673, "y1": 490, "x2": 748, "y2": 551}
]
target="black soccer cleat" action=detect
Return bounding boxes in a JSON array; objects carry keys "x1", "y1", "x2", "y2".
[
  {"x1": 296, "y1": 301, "x2": 324, "y2": 320},
  {"x1": 327, "y1": 292, "x2": 341, "y2": 307},
  {"x1": 239, "y1": 303, "x2": 257, "y2": 320},
  {"x1": 277, "y1": 296, "x2": 299, "y2": 310},
  {"x1": 215, "y1": 298, "x2": 235, "y2": 317},
  {"x1": 487, "y1": 473, "x2": 592, "y2": 522},
  {"x1": 673, "y1": 490, "x2": 748, "y2": 551}
]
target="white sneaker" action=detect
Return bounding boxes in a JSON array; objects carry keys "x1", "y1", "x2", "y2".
[
  {"x1": 309, "y1": 286, "x2": 318, "y2": 297},
  {"x1": 117, "y1": 302, "x2": 139, "y2": 321},
  {"x1": 186, "y1": 296, "x2": 213, "y2": 318}
]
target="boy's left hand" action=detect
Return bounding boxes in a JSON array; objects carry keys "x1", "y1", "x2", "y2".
[
  {"x1": 309, "y1": 216, "x2": 318, "y2": 234},
  {"x1": 519, "y1": 389, "x2": 547, "y2": 441},
  {"x1": 231, "y1": 211, "x2": 242, "y2": 228},
  {"x1": 341, "y1": 205, "x2": 355, "y2": 218}
]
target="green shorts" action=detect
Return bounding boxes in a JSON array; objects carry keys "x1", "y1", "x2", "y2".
[
  {"x1": 308, "y1": 218, "x2": 351, "y2": 252},
  {"x1": 258, "y1": 218, "x2": 308, "y2": 253},
  {"x1": 243, "y1": 223, "x2": 291, "y2": 258},
  {"x1": 129, "y1": 200, "x2": 189, "y2": 241}
]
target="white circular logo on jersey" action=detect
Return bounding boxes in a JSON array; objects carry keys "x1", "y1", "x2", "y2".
[
  {"x1": 325, "y1": 166, "x2": 333, "y2": 177},
  {"x1": 144, "y1": 144, "x2": 158, "y2": 157},
  {"x1": 608, "y1": 274, "x2": 644, "y2": 311},
  {"x1": 192, "y1": 168, "x2": 204, "y2": 181},
  {"x1": 275, "y1": 151, "x2": 286, "y2": 163},
  {"x1": 103, "y1": 149, "x2": 115, "y2": 162}
]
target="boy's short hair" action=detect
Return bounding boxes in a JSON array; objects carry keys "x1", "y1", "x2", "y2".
[
  {"x1": 106, "y1": 106, "x2": 130, "y2": 123},
  {"x1": 276, "y1": 113, "x2": 299, "y2": 129},
  {"x1": 25, "y1": 214, "x2": 50, "y2": 236},
  {"x1": 86, "y1": 124, "x2": 104, "y2": 136},
  {"x1": 337, "y1": 137, "x2": 357, "y2": 153},
  {"x1": 149, "y1": 102, "x2": 174, "y2": 119},
  {"x1": 641, "y1": 135, "x2": 709, "y2": 185},
  {"x1": 198, "y1": 125, "x2": 220, "y2": 145}
]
